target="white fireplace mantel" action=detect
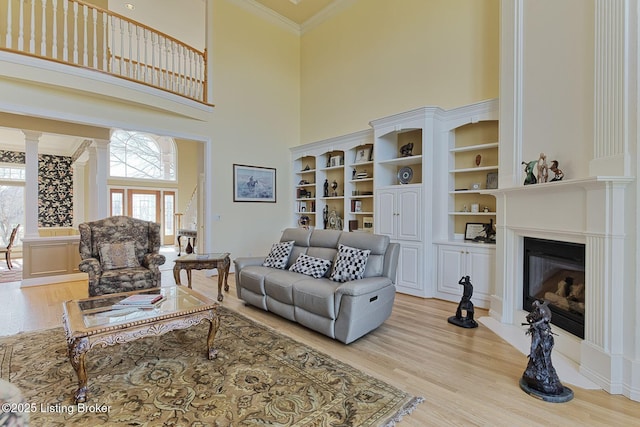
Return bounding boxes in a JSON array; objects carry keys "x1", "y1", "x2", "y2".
[{"x1": 488, "y1": 176, "x2": 635, "y2": 397}]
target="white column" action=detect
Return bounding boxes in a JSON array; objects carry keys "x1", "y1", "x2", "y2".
[
  {"x1": 22, "y1": 130, "x2": 41, "y2": 238},
  {"x1": 72, "y1": 159, "x2": 86, "y2": 227},
  {"x1": 590, "y1": 0, "x2": 634, "y2": 176},
  {"x1": 498, "y1": 0, "x2": 524, "y2": 188},
  {"x1": 86, "y1": 139, "x2": 109, "y2": 220}
]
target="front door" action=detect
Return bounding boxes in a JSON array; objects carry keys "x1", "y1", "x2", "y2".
[{"x1": 127, "y1": 190, "x2": 161, "y2": 222}]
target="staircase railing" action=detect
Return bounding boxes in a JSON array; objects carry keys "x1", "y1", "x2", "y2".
[
  {"x1": 1, "y1": 0, "x2": 207, "y2": 103},
  {"x1": 182, "y1": 185, "x2": 198, "y2": 230}
]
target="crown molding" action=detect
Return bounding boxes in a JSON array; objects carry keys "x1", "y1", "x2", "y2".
[
  {"x1": 300, "y1": 0, "x2": 358, "y2": 34},
  {"x1": 227, "y1": 0, "x2": 358, "y2": 36},
  {"x1": 226, "y1": 0, "x2": 301, "y2": 35}
]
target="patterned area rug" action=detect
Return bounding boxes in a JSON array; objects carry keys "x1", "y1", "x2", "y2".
[{"x1": 0, "y1": 306, "x2": 423, "y2": 426}]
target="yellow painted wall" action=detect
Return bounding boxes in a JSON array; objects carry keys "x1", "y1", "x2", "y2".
[
  {"x1": 204, "y1": 0, "x2": 301, "y2": 256},
  {"x1": 300, "y1": 0, "x2": 500, "y2": 143},
  {"x1": 175, "y1": 139, "x2": 201, "y2": 213}
]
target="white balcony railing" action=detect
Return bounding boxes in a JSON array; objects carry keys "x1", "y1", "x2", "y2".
[{"x1": 1, "y1": 0, "x2": 207, "y2": 103}]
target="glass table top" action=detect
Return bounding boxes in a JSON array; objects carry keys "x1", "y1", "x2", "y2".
[
  {"x1": 175, "y1": 253, "x2": 230, "y2": 262},
  {"x1": 78, "y1": 286, "x2": 214, "y2": 328}
]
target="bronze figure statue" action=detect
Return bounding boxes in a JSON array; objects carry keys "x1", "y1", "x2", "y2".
[
  {"x1": 519, "y1": 300, "x2": 573, "y2": 402},
  {"x1": 447, "y1": 276, "x2": 478, "y2": 328}
]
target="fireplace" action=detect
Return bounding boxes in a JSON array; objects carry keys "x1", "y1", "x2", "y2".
[{"x1": 523, "y1": 237, "x2": 585, "y2": 339}]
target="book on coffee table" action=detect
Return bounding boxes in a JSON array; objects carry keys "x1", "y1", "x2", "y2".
[{"x1": 112, "y1": 294, "x2": 164, "y2": 309}]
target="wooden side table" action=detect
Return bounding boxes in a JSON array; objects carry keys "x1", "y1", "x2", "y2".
[{"x1": 173, "y1": 253, "x2": 231, "y2": 301}]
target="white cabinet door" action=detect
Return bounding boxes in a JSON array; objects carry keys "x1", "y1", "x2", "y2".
[
  {"x1": 375, "y1": 186, "x2": 421, "y2": 241},
  {"x1": 465, "y1": 246, "x2": 494, "y2": 303},
  {"x1": 397, "y1": 187, "x2": 421, "y2": 241},
  {"x1": 395, "y1": 242, "x2": 422, "y2": 294},
  {"x1": 376, "y1": 189, "x2": 396, "y2": 238},
  {"x1": 437, "y1": 245, "x2": 465, "y2": 295},
  {"x1": 436, "y1": 244, "x2": 494, "y2": 308}
]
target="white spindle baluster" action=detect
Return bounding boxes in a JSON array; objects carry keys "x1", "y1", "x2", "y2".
[
  {"x1": 17, "y1": 0, "x2": 25, "y2": 51},
  {"x1": 119, "y1": 18, "x2": 124, "y2": 75},
  {"x1": 110, "y1": 15, "x2": 116, "y2": 73},
  {"x1": 151, "y1": 33, "x2": 157, "y2": 85},
  {"x1": 82, "y1": 4, "x2": 88, "y2": 65},
  {"x1": 102, "y1": 12, "x2": 107, "y2": 70},
  {"x1": 135, "y1": 26, "x2": 141, "y2": 80},
  {"x1": 62, "y1": 0, "x2": 68, "y2": 61},
  {"x1": 197, "y1": 53, "x2": 202, "y2": 99},
  {"x1": 40, "y1": 0, "x2": 47, "y2": 56},
  {"x1": 194, "y1": 51, "x2": 199, "y2": 98},
  {"x1": 29, "y1": 0, "x2": 35, "y2": 53},
  {"x1": 189, "y1": 50, "x2": 194, "y2": 97},
  {"x1": 184, "y1": 49, "x2": 188, "y2": 96},
  {"x1": 5, "y1": 0, "x2": 13, "y2": 48},
  {"x1": 92, "y1": 9, "x2": 97, "y2": 67},
  {"x1": 181, "y1": 45, "x2": 186, "y2": 95},
  {"x1": 197, "y1": 55, "x2": 203, "y2": 100},
  {"x1": 127, "y1": 22, "x2": 133, "y2": 78},
  {"x1": 72, "y1": 1, "x2": 78, "y2": 63},
  {"x1": 158, "y1": 36, "x2": 164, "y2": 88},
  {"x1": 171, "y1": 41, "x2": 176, "y2": 91},
  {"x1": 143, "y1": 28, "x2": 149, "y2": 82},
  {"x1": 52, "y1": 0, "x2": 58, "y2": 59},
  {"x1": 18, "y1": 0, "x2": 24, "y2": 51},
  {"x1": 165, "y1": 39, "x2": 170, "y2": 89}
]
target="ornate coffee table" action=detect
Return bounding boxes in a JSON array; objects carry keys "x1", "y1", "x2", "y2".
[
  {"x1": 173, "y1": 252, "x2": 231, "y2": 301},
  {"x1": 62, "y1": 286, "x2": 219, "y2": 403}
]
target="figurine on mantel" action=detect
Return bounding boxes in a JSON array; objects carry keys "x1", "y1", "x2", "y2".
[
  {"x1": 550, "y1": 160, "x2": 564, "y2": 181},
  {"x1": 537, "y1": 152, "x2": 549, "y2": 183},
  {"x1": 522, "y1": 160, "x2": 538, "y2": 185}
]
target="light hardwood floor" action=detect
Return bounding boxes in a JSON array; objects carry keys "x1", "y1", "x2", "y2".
[{"x1": 1, "y1": 265, "x2": 638, "y2": 426}]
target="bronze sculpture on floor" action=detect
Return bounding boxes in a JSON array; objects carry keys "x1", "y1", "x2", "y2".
[
  {"x1": 520, "y1": 300, "x2": 574, "y2": 402},
  {"x1": 448, "y1": 276, "x2": 478, "y2": 328}
]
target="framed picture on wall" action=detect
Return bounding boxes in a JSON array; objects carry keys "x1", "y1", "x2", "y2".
[{"x1": 233, "y1": 164, "x2": 276, "y2": 202}]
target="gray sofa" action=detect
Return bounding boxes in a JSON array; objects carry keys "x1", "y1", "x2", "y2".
[{"x1": 234, "y1": 228, "x2": 400, "y2": 344}]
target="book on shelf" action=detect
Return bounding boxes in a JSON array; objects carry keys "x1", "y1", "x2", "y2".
[{"x1": 112, "y1": 294, "x2": 164, "y2": 309}]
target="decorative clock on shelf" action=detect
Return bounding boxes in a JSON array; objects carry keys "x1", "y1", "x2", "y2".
[{"x1": 398, "y1": 166, "x2": 413, "y2": 184}]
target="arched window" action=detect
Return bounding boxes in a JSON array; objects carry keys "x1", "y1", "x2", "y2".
[{"x1": 110, "y1": 130, "x2": 176, "y2": 180}]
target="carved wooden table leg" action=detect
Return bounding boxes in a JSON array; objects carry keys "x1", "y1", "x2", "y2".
[
  {"x1": 67, "y1": 336, "x2": 90, "y2": 403},
  {"x1": 216, "y1": 256, "x2": 231, "y2": 301},
  {"x1": 186, "y1": 269, "x2": 193, "y2": 288},
  {"x1": 207, "y1": 311, "x2": 220, "y2": 360},
  {"x1": 173, "y1": 264, "x2": 181, "y2": 285},
  {"x1": 223, "y1": 255, "x2": 230, "y2": 292}
]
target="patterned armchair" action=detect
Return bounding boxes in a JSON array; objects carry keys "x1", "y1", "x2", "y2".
[{"x1": 79, "y1": 216, "x2": 166, "y2": 296}]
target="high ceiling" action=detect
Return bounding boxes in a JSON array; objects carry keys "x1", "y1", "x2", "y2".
[{"x1": 0, "y1": 0, "x2": 341, "y2": 157}]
